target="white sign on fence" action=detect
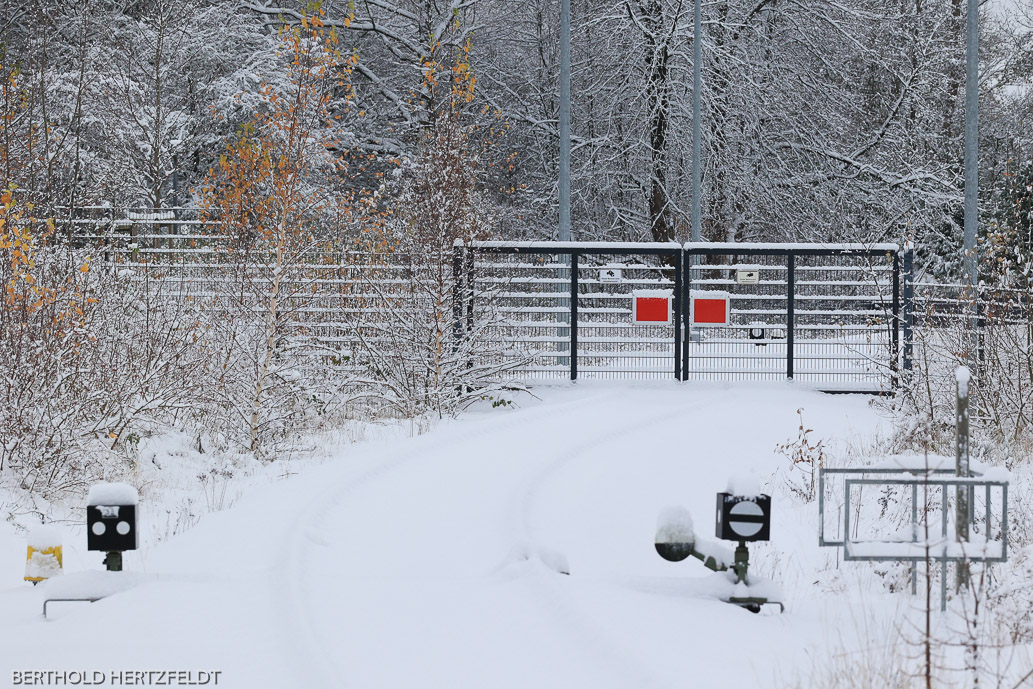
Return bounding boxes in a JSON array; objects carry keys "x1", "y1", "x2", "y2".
[{"x1": 736, "y1": 266, "x2": 761, "y2": 285}]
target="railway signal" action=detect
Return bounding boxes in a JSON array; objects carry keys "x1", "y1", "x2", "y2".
[
  {"x1": 716, "y1": 493, "x2": 771, "y2": 542},
  {"x1": 654, "y1": 485, "x2": 781, "y2": 613},
  {"x1": 87, "y1": 483, "x2": 139, "y2": 572}
]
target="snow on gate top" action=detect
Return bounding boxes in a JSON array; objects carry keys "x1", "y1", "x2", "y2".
[{"x1": 459, "y1": 240, "x2": 900, "y2": 252}]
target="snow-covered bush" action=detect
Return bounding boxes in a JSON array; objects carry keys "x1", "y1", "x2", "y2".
[
  {"x1": 0, "y1": 191, "x2": 104, "y2": 493},
  {"x1": 198, "y1": 15, "x2": 370, "y2": 455},
  {"x1": 0, "y1": 192, "x2": 207, "y2": 493},
  {"x1": 348, "y1": 40, "x2": 525, "y2": 418},
  {"x1": 897, "y1": 247, "x2": 1033, "y2": 457}
]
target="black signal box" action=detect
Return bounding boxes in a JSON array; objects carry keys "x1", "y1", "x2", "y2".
[
  {"x1": 87, "y1": 504, "x2": 138, "y2": 552},
  {"x1": 715, "y1": 493, "x2": 771, "y2": 542}
]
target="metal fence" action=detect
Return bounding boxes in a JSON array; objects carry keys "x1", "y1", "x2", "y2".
[
  {"x1": 59, "y1": 211, "x2": 908, "y2": 392},
  {"x1": 461, "y1": 241, "x2": 904, "y2": 392},
  {"x1": 463, "y1": 242, "x2": 682, "y2": 380},
  {"x1": 72, "y1": 222, "x2": 410, "y2": 376},
  {"x1": 818, "y1": 461, "x2": 1009, "y2": 610}
]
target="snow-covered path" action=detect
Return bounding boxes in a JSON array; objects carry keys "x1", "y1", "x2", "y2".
[{"x1": 2, "y1": 384, "x2": 896, "y2": 688}]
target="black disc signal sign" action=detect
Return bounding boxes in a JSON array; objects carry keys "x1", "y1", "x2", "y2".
[{"x1": 715, "y1": 493, "x2": 771, "y2": 542}]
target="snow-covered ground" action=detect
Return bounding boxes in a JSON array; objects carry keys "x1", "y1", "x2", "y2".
[{"x1": 1, "y1": 383, "x2": 1028, "y2": 688}]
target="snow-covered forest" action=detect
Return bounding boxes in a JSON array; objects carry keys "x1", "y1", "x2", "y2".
[{"x1": 0, "y1": 0, "x2": 1031, "y2": 246}]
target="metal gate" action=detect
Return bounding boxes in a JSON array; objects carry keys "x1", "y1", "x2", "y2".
[
  {"x1": 460, "y1": 241, "x2": 905, "y2": 392},
  {"x1": 462, "y1": 242, "x2": 681, "y2": 380},
  {"x1": 683, "y1": 244, "x2": 901, "y2": 392}
]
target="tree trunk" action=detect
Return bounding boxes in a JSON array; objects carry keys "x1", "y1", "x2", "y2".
[{"x1": 644, "y1": 0, "x2": 672, "y2": 243}]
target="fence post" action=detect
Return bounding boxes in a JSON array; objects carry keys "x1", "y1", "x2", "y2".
[
  {"x1": 682, "y1": 247, "x2": 693, "y2": 378},
  {"x1": 570, "y1": 251, "x2": 579, "y2": 381},
  {"x1": 956, "y1": 365, "x2": 971, "y2": 591},
  {"x1": 902, "y1": 243, "x2": 914, "y2": 374},
  {"x1": 976, "y1": 298, "x2": 986, "y2": 380},
  {"x1": 465, "y1": 247, "x2": 475, "y2": 380},
  {"x1": 674, "y1": 250, "x2": 684, "y2": 381},
  {"x1": 891, "y1": 251, "x2": 900, "y2": 385},
  {"x1": 465, "y1": 246, "x2": 474, "y2": 334},
  {"x1": 786, "y1": 253, "x2": 795, "y2": 380},
  {"x1": 452, "y1": 240, "x2": 464, "y2": 355}
]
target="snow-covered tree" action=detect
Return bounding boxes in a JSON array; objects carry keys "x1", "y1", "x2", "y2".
[{"x1": 200, "y1": 11, "x2": 362, "y2": 454}]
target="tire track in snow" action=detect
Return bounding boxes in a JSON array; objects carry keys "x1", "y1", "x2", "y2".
[
  {"x1": 271, "y1": 390, "x2": 616, "y2": 689},
  {"x1": 506, "y1": 395, "x2": 707, "y2": 689}
]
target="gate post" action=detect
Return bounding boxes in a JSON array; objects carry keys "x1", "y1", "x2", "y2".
[
  {"x1": 891, "y1": 250, "x2": 900, "y2": 385},
  {"x1": 674, "y1": 250, "x2": 684, "y2": 381},
  {"x1": 902, "y1": 242, "x2": 914, "y2": 375},
  {"x1": 570, "y1": 251, "x2": 579, "y2": 381},
  {"x1": 465, "y1": 246, "x2": 474, "y2": 335},
  {"x1": 682, "y1": 247, "x2": 692, "y2": 378},
  {"x1": 464, "y1": 246, "x2": 475, "y2": 380},
  {"x1": 956, "y1": 366, "x2": 971, "y2": 591},
  {"x1": 786, "y1": 253, "x2": 795, "y2": 380}
]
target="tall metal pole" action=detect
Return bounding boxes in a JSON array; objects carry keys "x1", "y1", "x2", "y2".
[
  {"x1": 684, "y1": 0, "x2": 703, "y2": 348},
  {"x1": 559, "y1": 0, "x2": 572, "y2": 241},
  {"x1": 690, "y1": 0, "x2": 702, "y2": 244},
  {"x1": 963, "y1": 0, "x2": 979, "y2": 350},
  {"x1": 557, "y1": 0, "x2": 573, "y2": 371}
]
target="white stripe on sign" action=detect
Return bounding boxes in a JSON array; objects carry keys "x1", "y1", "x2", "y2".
[{"x1": 728, "y1": 501, "x2": 764, "y2": 538}]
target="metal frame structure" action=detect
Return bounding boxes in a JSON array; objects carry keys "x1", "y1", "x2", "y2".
[
  {"x1": 842, "y1": 477, "x2": 1007, "y2": 562},
  {"x1": 683, "y1": 243, "x2": 901, "y2": 391},
  {"x1": 463, "y1": 241, "x2": 682, "y2": 381},
  {"x1": 818, "y1": 465, "x2": 1008, "y2": 610},
  {"x1": 460, "y1": 241, "x2": 909, "y2": 391}
]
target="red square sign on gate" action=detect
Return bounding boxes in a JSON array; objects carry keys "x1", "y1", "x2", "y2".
[
  {"x1": 690, "y1": 290, "x2": 731, "y2": 326},
  {"x1": 632, "y1": 290, "x2": 672, "y2": 324}
]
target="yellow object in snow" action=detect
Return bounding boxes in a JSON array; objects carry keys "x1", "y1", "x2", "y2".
[{"x1": 25, "y1": 545, "x2": 63, "y2": 582}]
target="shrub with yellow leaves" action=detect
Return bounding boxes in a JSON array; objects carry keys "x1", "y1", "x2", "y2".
[
  {"x1": 198, "y1": 12, "x2": 374, "y2": 456},
  {"x1": 0, "y1": 188, "x2": 102, "y2": 493}
]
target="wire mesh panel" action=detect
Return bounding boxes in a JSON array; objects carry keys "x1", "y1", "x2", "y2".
[
  {"x1": 91, "y1": 231, "x2": 371, "y2": 371},
  {"x1": 684, "y1": 253, "x2": 790, "y2": 383},
  {"x1": 792, "y1": 250, "x2": 897, "y2": 391},
  {"x1": 914, "y1": 282, "x2": 1033, "y2": 329},
  {"x1": 685, "y1": 245, "x2": 898, "y2": 393},
  {"x1": 468, "y1": 243, "x2": 682, "y2": 380},
  {"x1": 574, "y1": 253, "x2": 677, "y2": 379},
  {"x1": 468, "y1": 249, "x2": 572, "y2": 379}
]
